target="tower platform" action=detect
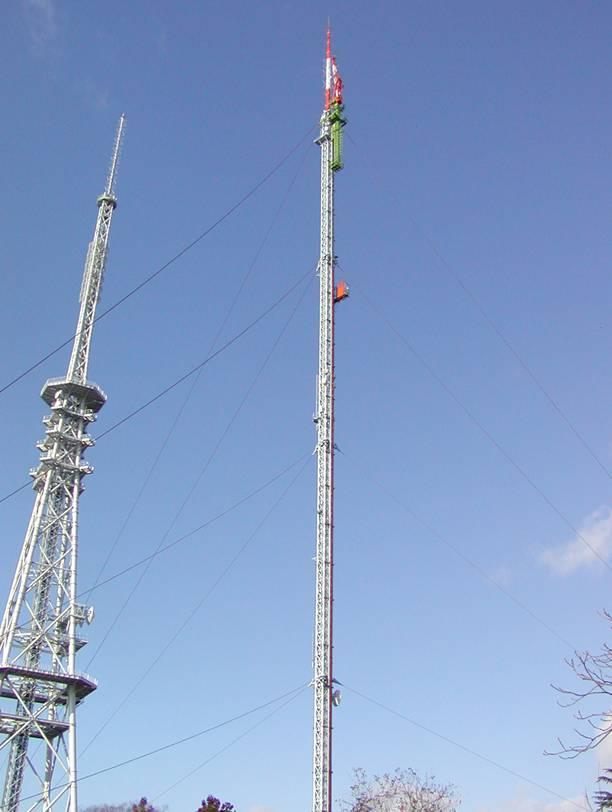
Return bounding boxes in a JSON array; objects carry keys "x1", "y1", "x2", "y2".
[{"x1": 41, "y1": 377, "x2": 107, "y2": 413}]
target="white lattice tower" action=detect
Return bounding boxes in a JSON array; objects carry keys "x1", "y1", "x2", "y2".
[
  {"x1": 312, "y1": 29, "x2": 346, "y2": 812},
  {"x1": 0, "y1": 115, "x2": 125, "y2": 812}
]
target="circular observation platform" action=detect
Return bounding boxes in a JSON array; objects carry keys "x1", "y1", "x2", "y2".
[{"x1": 41, "y1": 377, "x2": 107, "y2": 413}]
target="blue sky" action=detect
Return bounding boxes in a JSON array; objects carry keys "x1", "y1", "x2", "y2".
[{"x1": 1, "y1": 1, "x2": 612, "y2": 811}]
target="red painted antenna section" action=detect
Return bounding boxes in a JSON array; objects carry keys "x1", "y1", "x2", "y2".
[
  {"x1": 324, "y1": 27, "x2": 343, "y2": 109},
  {"x1": 325, "y1": 27, "x2": 332, "y2": 110},
  {"x1": 331, "y1": 56, "x2": 343, "y2": 106}
]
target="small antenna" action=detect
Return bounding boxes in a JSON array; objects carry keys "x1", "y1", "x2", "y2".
[
  {"x1": 105, "y1": 113, "x2": 126, "y2": 197},
  {"x1": 325, "y1": 27, "x2": 332, "y2": 110}
]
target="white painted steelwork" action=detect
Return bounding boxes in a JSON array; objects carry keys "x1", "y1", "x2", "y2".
[
  {"x1": 312, "y1": 29, "x2": 345, "y2": 812},
  {"x1": 0, "y1": 115, "x2": 125, "y2": 812}
]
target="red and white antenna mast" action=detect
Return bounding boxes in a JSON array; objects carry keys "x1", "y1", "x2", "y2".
[
  {"x1": 325, "y1": 28, "x2": 332, "y2": 111},
  {"x1": 312, "y1": 25, "x2": 347, "y2": 812}
]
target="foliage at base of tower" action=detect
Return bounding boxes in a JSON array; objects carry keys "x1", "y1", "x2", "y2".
[
  {"x1": 341, "y1": 768, "x2": 460, "y2": 812},
  {"x1": 594, "y1": 769, "x2": 612, "y2": 811},
  {"x1": 196, "y1": 795, "x2": 235, "y2": 812},
  {"x1": 131, "y1": 799, "x2": 158, "y2": 812},
  {"x1": 80, "y1": 800, "x2": 162, "y2": 812},
  {"x1": 80, "y1": 794, "x2": 235, "y2": 812}
]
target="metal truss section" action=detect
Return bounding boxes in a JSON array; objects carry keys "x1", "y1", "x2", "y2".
[
  {"x1": 312, "y1": 120, "x2": 335, "y2": 812},
  {"x1": 68, "y1": 116, "x2": 124, "y2": 385},
  {"x1": 0, "y1": 115, "x2": 125, "y2": 812},
  {"x1": 312, "y1": 33, "x2": 346, "y2": 812}
]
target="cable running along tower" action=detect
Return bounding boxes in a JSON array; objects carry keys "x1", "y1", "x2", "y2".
[
  {"x1": 312, "y1": 29, "x2": 347, "y2": 812},
  {"x1": 0, "y1": 115, "x2": 125, "y2": 812}
]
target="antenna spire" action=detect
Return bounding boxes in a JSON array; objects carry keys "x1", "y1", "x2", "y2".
[
  {"x1": 323, "y1": 27, "x2": 344, "y2": 113},
  {"x1": 105, "y1": 112, "x2": 126, "y2": 197},
  {"x1": 67, "y1": 113, "x2": 126, "y2": 383},
  {"x1": 325, "y1": 26, "x2": 332, "y2": 110}
]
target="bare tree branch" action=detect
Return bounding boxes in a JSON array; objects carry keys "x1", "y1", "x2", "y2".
[
  {"x1": 548, "y1": 612, "x2": 612, "y2": 758},
  {"x1": 339, "y1": 767, "x2": 459, "y2": 812}
]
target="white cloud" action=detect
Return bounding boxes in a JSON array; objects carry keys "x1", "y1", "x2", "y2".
[
  {"x1": 540, "y1": 507, "x2": 612, "y2": 576},
  {"x1": 23, "y1": 0, "x2": 58, "y2": 47}
]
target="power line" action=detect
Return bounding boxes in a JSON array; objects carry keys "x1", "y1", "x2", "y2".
[
  {"x1": 0, "y1": 124, "x2": 315, "y2": 398},
  {"x1": 6, "y1": 452, "x2": 310, "y2": 787},
  {"x1": 79, "y1": 454, "x2": 312, "y2": 755},
  {"x1": 80, "y1": 452, "x2": 310, "y2": 597},
  {"x1": 84, "y1": 279, "x2": 313, "y2": 669},
  {"x1": 339, "y1": 449, "x2": 575, "y2": 651},
  {"x1": 0, "y1": 268, "x2": 314, "y2": 506},
  {"x1": 97, "y1": 268, "x2": 313, "y2": 440},
  {"x1": 357, "y1": 284, "x2": 612, "y2": 575},
  {"x1": 154, "y1": 684, "x2": 310, "y2": 800},
  {"x1": 348, "y1": 138, "x2": 610, "y2": 481},
  {"x1": 345, "y1": 685, "x2": 589, "y2": 812},
  {"x1": 18, "y1": 684, "x2": 309, "y2": 806},
  {"x1": 403, "y1": 215, "x2": 611, "y2": 480},
  {"x1": 0, "y1": 481, "x2": 30, "y2": 505},
  {"x1": 84, "y1": 135, "x2": 313, "y2": 603}
]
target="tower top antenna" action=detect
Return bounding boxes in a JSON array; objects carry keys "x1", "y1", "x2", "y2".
[
  {"x1": 67, "y1": 113, "x2": 126, "y2": 384},
  {"x1": 325, "y1": 27, "x2": 332, "y2": 110},
  {"x1": 323, "y1": 29, "x2": 344, "y2": 113},
  {"x1": 105, "y1": 113, "x2": 126, "y2": 197}
]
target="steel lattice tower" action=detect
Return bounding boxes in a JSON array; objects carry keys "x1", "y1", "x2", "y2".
[
  {"x1": 312, "y1": 29, "x2": 347, "y2": 812},
  {"x1": 0, "y1": 114, "x2": 125, "y2": 812}
]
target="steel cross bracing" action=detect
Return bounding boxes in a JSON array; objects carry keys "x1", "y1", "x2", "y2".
[
  {"x1": 0, "y1": 114, "x2": 125, "y2": 812},
  {"x1": 312, "y1": 30, "x2": 346, "y2": 812},
  {"x1": 312, "y1": 114, "x2": 335, "y2": 812}
]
